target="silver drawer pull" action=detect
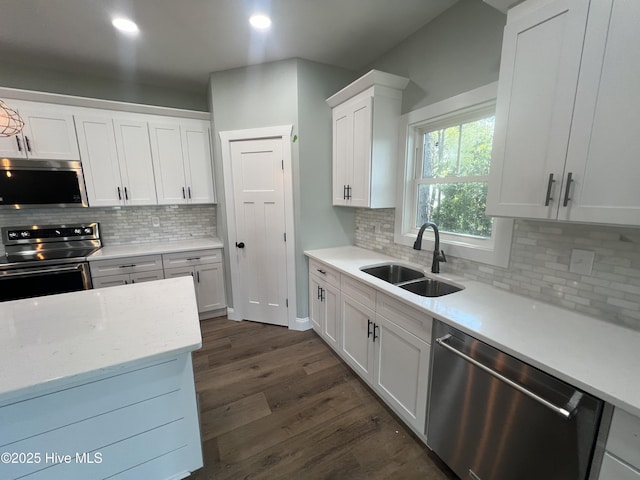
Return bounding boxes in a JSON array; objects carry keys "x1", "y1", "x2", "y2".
[
  {"x1": 436, "y1": 334, "x2": 579, "y2": 419},
  {"x1": 118, "y1": 264, "x2": 137, "y2": 268},
  {"x1": 186, "y1": 257, "x2": 201, "y2": 261}
]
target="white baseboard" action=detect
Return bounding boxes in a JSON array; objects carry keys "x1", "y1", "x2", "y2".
[
  {"x1": 226, "y1": 308, "x2": 242, "y2": 322},
  {"x1": 290, "y1": 316, "x2": 311, "y2": 331}
]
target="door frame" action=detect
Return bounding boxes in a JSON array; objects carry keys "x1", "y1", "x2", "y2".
[{"x1": 219, "y1": 125, "x2": 297, "y2": 329}]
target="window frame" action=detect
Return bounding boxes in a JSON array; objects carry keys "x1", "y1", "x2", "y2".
[{"x1": 394, "y1": 82, "x2": 513, "y2": 268}]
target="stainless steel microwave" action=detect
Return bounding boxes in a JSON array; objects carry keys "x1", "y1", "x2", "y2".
[{"x1": 0, "y1": 158, "x2": 89, "y2": 208}]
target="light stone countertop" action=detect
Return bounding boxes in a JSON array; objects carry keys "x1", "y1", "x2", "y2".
[
  {"x1": 87, "y1": 238, "x2": 224, "y2": 261},
  {"x1": 0, "y1": 276, "x2": 202, "y2": 405},
  {"x1": 305, "y1": 246, "x2": 640, "y2": 418}
]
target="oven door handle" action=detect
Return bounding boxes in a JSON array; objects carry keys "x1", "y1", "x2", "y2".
[
  {"x1": 435, "y1": 334, "x2": 579, "y2": 419},
  {"x1": 0, "y1": 264, "x2": 83, "y2": 277}
]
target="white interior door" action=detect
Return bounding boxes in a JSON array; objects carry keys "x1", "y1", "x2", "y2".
[{"x1": 230, "y1": 138, "x2": 288, "y2": 326}]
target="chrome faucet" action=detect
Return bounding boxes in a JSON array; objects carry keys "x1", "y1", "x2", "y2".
[{"x1": 413, "y1": 222, "x2": 447, "y2": 274}]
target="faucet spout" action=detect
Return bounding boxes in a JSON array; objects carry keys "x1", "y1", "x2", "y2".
[{"x1": 413, "y1": 221, "x2": 447, "y2": 274}]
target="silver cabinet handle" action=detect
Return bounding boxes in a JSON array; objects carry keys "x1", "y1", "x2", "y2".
[
  {"x1": 435, "y1": 334, "x2": 579, "y2": 419},
  {"x1": 15, "y1": 136, "x2": 22, "y2": 152}
]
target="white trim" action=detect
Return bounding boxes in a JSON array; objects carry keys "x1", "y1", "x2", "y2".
[
  {"x1": 0, "y1": 86, "x2": 210, "y2": 120},
  {"x1": 290, "y1": 317, "x2": 312, "y2": 332},
  {"x1": 225, "y1": 308, "x2": 242, "y2": 322},
  {"x1": 394, "y1": 82, "x2": 513, "y2": 268},
  {"x1": 219, "y1": 125, "x2": 298, "y2": 329}
]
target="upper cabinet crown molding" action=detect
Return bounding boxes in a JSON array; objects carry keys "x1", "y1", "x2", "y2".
[
  {"x1": 326, "y1": 69, "x2": 410, "y2": 108},
  {"x1": 486, "y1": 0, "x2": 640, "y2": 227},
  {"x1": 0, "y1": 86, "x2": 210, "y2": 121}
]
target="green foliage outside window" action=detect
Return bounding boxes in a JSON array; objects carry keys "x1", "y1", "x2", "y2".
[{"x1": 416, "y1": 116, "x2": 495, "y2": 238}]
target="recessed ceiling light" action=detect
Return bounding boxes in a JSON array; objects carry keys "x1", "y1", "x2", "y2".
[
  {"x1": 249, "y1": 14, "x2": 271, "y2": 30},
  {"x1": 112, "y1": 17, "x2": 139, "y2": 35}
]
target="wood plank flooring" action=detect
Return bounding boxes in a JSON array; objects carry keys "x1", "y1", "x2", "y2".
[{"x1": 188, "y1": 317, "x2": 457, "y2": 480}]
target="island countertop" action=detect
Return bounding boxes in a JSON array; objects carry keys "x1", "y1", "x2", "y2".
[{"x1": 0, "y1": 276, "x2": 202, "y2": 405}]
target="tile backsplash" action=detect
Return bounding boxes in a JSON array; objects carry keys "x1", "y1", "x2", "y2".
[
  {"x1": 0, "y1": 204, "x2": 217, "y2": 256},
  {"x1": 355, "y1": 208, "x2": 640, "y2": 331}
]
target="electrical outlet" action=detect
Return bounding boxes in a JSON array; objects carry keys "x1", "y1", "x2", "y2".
[
  {"x1": 569, "y1": 249, "x2": 595, "y2": 275},
  {"x1": 151, "y1": 216, "x2": 160, "y2": 227}
]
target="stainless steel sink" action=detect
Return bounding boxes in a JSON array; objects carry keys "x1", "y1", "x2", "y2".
[
  {"x1": 360, "y1": 264, "x2": 425, "y2": 284},
  {"x1": 360, "y1": 263, "x2": 462, "y2": 297},
  {"x1": 398, "y1": 278, "x2": 462, "y2": 297}
]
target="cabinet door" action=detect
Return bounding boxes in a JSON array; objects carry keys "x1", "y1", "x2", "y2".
[
  {"x1": 322, "y1": 281, "x2": 341, "y2": 351},
  {"x1": 75, "y1": 115, "x2": 124, "y2": 207},
  {"x1": 0, "y1": 99, "x2": 26, "y2": 157},
  {"x1": 92, "y1": 274, "x2": 130, "y2": 289},
  {"x1": 309, "y1": 275, "x2": 324, "y2": 333},
  {"x1": 149, "y1": 121, "x2": 187, "y2": 205},
  {"x1": 195, "y1": 263, "x2": 225, "y2": 312},
  {"x1": 181, "y1": 120, "x2": 215, "y2": 204},
  {"x1": 130, "y1": 271, "x2": 164, "y2": 284},
  {"x1": 341, "y1": 294, "x2": 375, "y2": 382},
  {"x1": 374, "y1": 315, "x2": 430, "y2": 433},
  {"x1": 113, "y1": 118, "x2": 158, "y2": 206},
  {"x1": 561, "y1": 0, "x2": 640, "y2": 226},
  {"x1": 599, "y1": 453, "x2": 640, "y2": 480},
  {"x1": 349, "y1": 96, "x2": 373, "y2": 207},
  {"x1": 486, "y1": 0, "x2": 590, "y2": 219},
  {"x1": 17, "y1": 102, "x2": 80, "y2": 160},
  {"x1": 332, "y1": 104, "x2": 352, "y2": 206}
]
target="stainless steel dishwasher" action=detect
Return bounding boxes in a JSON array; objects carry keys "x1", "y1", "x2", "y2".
[{"x1": 427, "y1": 320, "x2": 603, "y2": 480}]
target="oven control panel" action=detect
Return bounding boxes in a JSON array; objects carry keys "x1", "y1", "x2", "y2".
[{"x1": 2, "y1": 223, "x2": 100, "y2": 245}]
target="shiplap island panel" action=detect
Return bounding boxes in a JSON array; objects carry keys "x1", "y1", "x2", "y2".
[{"x1": 0, "y1": 277, "x2": 203, "y2": 480}]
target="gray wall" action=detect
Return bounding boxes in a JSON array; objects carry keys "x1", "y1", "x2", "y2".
[
  {"x1": 365, "y1": 0, "x2": 506, "y2": 113},
  {"x1": 296, "y1": 59, "x2": 357, "y2": 316},
  {"x1": 209, "y1": 58, "x2": 356, "y2": 319},
  {"x1": 0, "y1": 61, "x2": 208, "y2": 111}
]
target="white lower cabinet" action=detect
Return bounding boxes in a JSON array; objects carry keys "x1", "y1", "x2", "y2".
[
  {"x1": 92, "y1": 271, "x2": 164, "y2": 288},
  {"x1": 309, "y1": 270, "x2": 341, "y2": 351},
  {"x1": 599, "y1": 408, "x2": 640, "y2": 479},
  {"x1": 162, "y1": 249, "x2": 226, "y2": 315},
  {"x1": 309, "y1": 259, "x2": 432, "y2": 440},
  {"x1": 341, "y1": 294, "x2": 376, "y2": 380},
  {"x1": 90, "y1": 255, "x2": 164, "y2": 288}
]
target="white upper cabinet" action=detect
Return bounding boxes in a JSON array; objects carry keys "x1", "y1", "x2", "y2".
[
  {"x1": 327, "y1": 70, "x2": 409, "y2": 208},
  {"x1": 0, "y1": 100, "x2": 80, "y2": 160},
  {"x1": 487, "y1": 0, "x2": 640, "y2": 226},
  {"x1": 75, "y1": 113, "x2": 157, "y2": 207},
  {"x1": 486, "y1": 0, "x2": 589, "y2": 220},
  {"x1": 149, "y1": 118, "x2": 215, "y2": 205},
  {"x1": 112, "y1": 118, "x2": 158, "y2": 206},
  {"x1": 561, "y1": 0, "x2": 640, "y2": 225}
]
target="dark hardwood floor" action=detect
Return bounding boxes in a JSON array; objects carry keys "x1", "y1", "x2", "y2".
[{"x1": 188, "y1": 316, "x2": 457, "y2": 480}]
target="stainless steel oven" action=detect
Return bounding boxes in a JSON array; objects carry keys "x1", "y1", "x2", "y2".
[{"x1": 0, "y1": 223, "x2": 101, "y2": 302}]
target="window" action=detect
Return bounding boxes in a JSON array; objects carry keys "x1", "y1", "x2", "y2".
[
  {"x1": 395, "y1": 83, "x2": 513, "y2": 267},
  {"x1": 416, "y1": 114, "x2": 495, "y2": 238}
]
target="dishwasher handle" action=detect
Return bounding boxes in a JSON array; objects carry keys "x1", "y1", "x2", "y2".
[{"x1": 435, "y1": 334, "x2": 580, "y2": 419}]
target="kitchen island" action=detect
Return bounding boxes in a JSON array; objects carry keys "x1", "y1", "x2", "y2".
[{"x1": 0, "y1": 276, "x2": 203, "y2": 480}]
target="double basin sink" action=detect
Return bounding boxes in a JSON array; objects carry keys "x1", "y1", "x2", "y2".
[{"x1": 360, "y1": 264, "x2": 462, "y2": 297}]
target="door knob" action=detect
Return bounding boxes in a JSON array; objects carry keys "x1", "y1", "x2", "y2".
[{"x1": 235, "y1": 242, "x2": 245, "y2": 248}]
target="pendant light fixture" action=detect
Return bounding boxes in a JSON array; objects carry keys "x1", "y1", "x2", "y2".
[{"x1": 0, "y1": 100, "x2": 24, "y2": 137}]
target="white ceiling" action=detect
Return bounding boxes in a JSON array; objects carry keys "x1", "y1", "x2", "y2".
[{"x1": 0, "y1": 0, "x2": 459, "y2": 92}]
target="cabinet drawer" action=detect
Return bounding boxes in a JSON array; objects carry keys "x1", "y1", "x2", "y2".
[
  {"x1": 341, "y1": 275, "x2": 376, "y2": 309},
  {"x1": 607, "y1": 408, "x2": 640, "y2": 469},
  {"x1": 376, "y1": 292, "x2": 432, "y2": 343},
  {"x1": 162, "y1": 249, "x2": 221, "y2": 268},
  {"x1": 90, "y1": 255, "x2": 163, "y2": 277},
  {"x1": 600, "y1": 452, "x2": 640, "y2": 480},
  {"x1": 309, "y1": 259, "x2": 340, "y2": 287}
]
